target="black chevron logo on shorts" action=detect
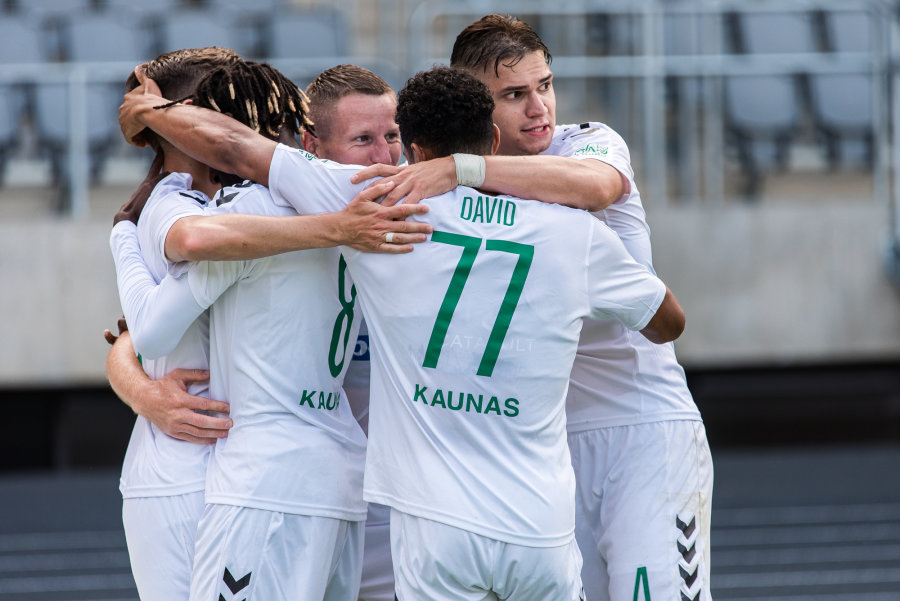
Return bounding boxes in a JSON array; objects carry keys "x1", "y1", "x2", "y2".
[
  {"x1": 679, "y1": 564, "x2": 699, "y2": 587},
  {"x1": 681, "y1": 591, "x2": 700, "y2": 601},
  {"x1": 223, "y1": 567, "x2": 251, "y2": 594},
  {"x1": 678, "y1": 539, "x2": 697, "y2": 562},
  {"x1": 676, "y1": 516, "x2": 696, "y2": 538}
]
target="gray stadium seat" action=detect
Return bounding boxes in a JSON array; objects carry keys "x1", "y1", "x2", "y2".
[
  {"x1": 724, "y1": 11, "x2": 815, "y2": 197},
  {"x1": 21, "y1": 0, "x2": 92, "y2": 20},
  {"x1": 0, "y1": 17, "x2": 42, "y2": 183},
  {"x1": 261, "y1": 8, "x2": 348, "y2": 80},
  {"x1": 158, "y1": 11, "x2": 240, "y2": 56},
  {"x1": 33, "y1": 14, "x2": 149, "y2": 195},
  {"x1": 810, "y1": 11, "x2": 873, "y2": 167},
  {"x1": 33, "y1": 82, "x2": 119, "y2": 188},
  {"x1": 662, "y1": 11, "x2": 704, "y2": 199},
  {"x1": 64, "y1": 13, "x2": 152, "y2": 62}
]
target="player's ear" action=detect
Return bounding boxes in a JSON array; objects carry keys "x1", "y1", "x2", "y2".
[
  {"x1": 490, "y1": 124, "x2": 500, "y2": 155},
  {"x1": 408, "y1": 142, "x2": 428, "y2": 164},
  {"x1": 301, "y1": 130, "x2": 318, "y2": 155}
]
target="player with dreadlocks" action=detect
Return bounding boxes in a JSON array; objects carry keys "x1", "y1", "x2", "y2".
[{"x1": 109, "y1": 59, "x2": 417, "y2": 601}]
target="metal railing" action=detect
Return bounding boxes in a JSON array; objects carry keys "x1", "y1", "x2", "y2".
[{"x1": 1, "y1": 0, "x2": 898, "y2": 256}]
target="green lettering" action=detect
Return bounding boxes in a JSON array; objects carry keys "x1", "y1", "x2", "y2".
[
  {"x1": 318, "y1": 392, "x2": 327, "y2": 409},
  {"x1": 460, "y1": 196, "x2": 473, "y2": 220},
  {"x1": 413, "y1": 383, "x2": 428, "y2": 403},
  {"x1": 326, "y1": 392, "x2": 337, "y2": 410},
  {"x1": 633, "y1": 566, "x2": 651, "y2": 601},
  {"x1": 502, "y1": 201, "x2": 515, "y2": 226},
  {"x1": 431, "y1": 389, "x2": 447, "y2": 408},
  {"x1": 448, "y1": 390, "x2": 463, "y2": 410},
  {"x1": 503, "y1": 398, "x2": 519, "y2": 417},
  {"x1": 299, "y1": 390, "x2": 315, "y2": 408},
  {"x1": 473, "y1": 197, "x2": 485, "y2": 222},
  {"x1": 484, "y1": 396, "x2": 501, "y2": 415},
  {"x1": 485, "y1": 197, "x2": 498, "y2": 222},
  {"x1": 466, "y1": 393, "x2": 483, "y2": 413}
]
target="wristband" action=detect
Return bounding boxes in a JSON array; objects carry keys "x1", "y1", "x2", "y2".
[{"x1": 452, "y1": 153, "x2": 486, "y2": 188}]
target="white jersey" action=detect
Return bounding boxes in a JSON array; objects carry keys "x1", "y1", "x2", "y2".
[
  {"x1": 112, "y1": 181, "x2": 367, "y2": 521},
  {"x1": 117, "y1": 172, "x2": 212, "y2": 499},
  {"x1": 544, "y1": 123, "x2": 700, "y2": 431},
  {"x1": 267, "y1": 145, "x2": 666, "y2": 547}
]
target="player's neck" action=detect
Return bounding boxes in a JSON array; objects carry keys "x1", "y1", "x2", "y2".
[{"x1": 163, "y1": 150, "x2": 218, "y2": 199}]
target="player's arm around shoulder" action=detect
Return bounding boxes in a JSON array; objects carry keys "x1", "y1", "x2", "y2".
[
  {"x1": 351, "y1": 153, "x2": 623, "y2": 211},
  {"x1": 105, "y1": 331, "x2": 231, "y2": 444},
  {"x1": 640, "y1": 286, "x2": 685, "y2": 344},
  {"x1": 583, "y1": 217, "x2": 684, "y2": 343},
  {"x1": 483, "y1": 154, "x2": 624, "y2": 211}
]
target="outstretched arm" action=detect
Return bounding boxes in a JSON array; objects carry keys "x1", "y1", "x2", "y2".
[
  {"x1": 351, "y1": 154, "x2": 624, "y2": 211},
  {"x1": 119, "y1": 67, "x2": 275, "y2": 185},
  {"x1": 165, "y1": 181, "x2": 432, "y2": 261},
  {"x1": 105, "y1": 332, "x2": 232, "y2": 444}
]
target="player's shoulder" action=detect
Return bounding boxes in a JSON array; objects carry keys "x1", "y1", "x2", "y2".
[
  {"x1": 553, "y1": 121, "x2": 617, "y2": 139},
  {"x1": 148, "y1": 171, "x2": 205, "y2": 200},
  {"x1": 142, "y1": 172, "x2": 209, "y2": 223},
  {"x1": 208, "y1": 181, "x2": 292, "y2": 217},
  {"x1": 276, "y1": 143, "x2": 351, "y2": 172}
]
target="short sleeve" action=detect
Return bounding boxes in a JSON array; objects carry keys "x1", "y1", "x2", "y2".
[
  {"x1": 137, "y1": 172, "x2": 208, "y2": 275},
  {"x1": 584, "y1": 218, "x2": 665, "y2": 330},
  {"x1": 268, "y1": 144, "x2": 368, "y2": 215},
  {"x1": 550, "y1": 123, "x2": 634, "y2": 201}
]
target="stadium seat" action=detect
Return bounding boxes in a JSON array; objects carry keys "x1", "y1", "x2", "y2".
[
  {"x1": 158, "y1": 11, "x2": 239, "y2": 56},
  {"x1": 33, "y1": 13, "x2": 150, "y2": 196},
  {"x1": 20, "y1": 0, "x2": 92, "y2": 20},
  {"x1": 0, "y1": 17, "x2": 42, "y2": 183},
  {"x1": 63, "y1": 12, "x2": 152, "y2": 62},
  {"x1": 662, "y1": 10, "x2": 705, "y2": 199},
  {"x1": 724, "y1": 11, "x2": 816, "y2": 198},
  {"x1": 261, "y1": 8, "x2": 348, "y2": 81},
  {"x1": 810, "y1": 10, "x2": 874, "y2": 167}
]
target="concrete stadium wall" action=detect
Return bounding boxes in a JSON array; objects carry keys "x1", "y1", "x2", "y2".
[{"x1": 1, "y1": 198, "x2": 898, "y2": 386}]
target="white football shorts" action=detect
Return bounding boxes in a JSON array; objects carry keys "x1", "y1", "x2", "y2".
[
  {"x1": 189, "y1": 503, "x2": 364, "y2": 601},
  {"x1": 391, "y1": 509, "x2": 583, "y2": 601},
  {"x1": 568, "y1": 420, "x2": 713, "y2": 601},
  {"x1": 123, "y1": 491, "x2": 205, "y2": 601}
]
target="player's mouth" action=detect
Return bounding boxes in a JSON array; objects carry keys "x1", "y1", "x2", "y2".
[{"x1": 522, "y1": 124, "x2": 550, "y2": 137}]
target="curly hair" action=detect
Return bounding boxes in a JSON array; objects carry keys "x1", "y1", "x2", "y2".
[
  {"x1": 305, "y1": 64, "x2": 393, "y2": 140},
  {"x1": 187, "y1": 60, "x2": 313, "y2": 141},
  {"x1": 450, "y1": 14, "x2": 551, "y2": 76},
  {"x1": 396, "y1": 66, "x2": 494, "y2": 158}
]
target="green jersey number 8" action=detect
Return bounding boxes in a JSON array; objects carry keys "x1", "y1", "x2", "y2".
[{"x1": 328, "y1": 254, "x2": 356, "y2": 377}]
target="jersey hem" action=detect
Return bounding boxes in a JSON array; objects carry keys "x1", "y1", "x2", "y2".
[
  {"x1": 565, "y1": 413, "x2": 703, "y2": 433},
  {"x1": 205, "y1": 493, "x2": 367, "y2": 522},
  {"x1": 120, "y1": 479, "x2": 206, "y2": 499},
  {"x1": 364, "y1": 492, "x2": 574, "y2": 548}
]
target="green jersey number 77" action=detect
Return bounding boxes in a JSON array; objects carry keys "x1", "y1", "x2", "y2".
[{"x1": 424, "y1": 231, "x2": 534, "y2": 378}]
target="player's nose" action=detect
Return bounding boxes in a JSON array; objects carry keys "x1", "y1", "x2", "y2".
[
  {"x1": 525, "y1": 91, "x2": 548, "y2": 118},
  {"x1": 370, "y1": 139, "x2": 393, "y2": 166}
]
